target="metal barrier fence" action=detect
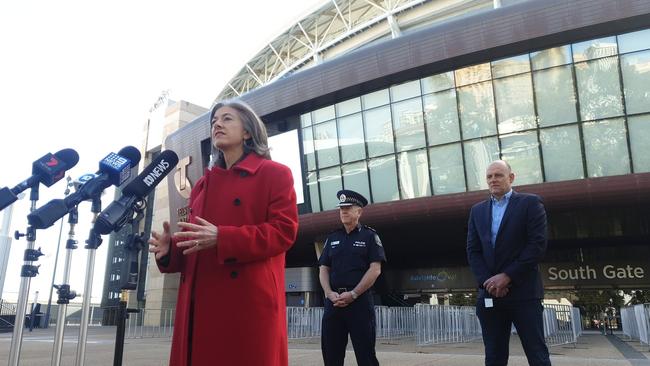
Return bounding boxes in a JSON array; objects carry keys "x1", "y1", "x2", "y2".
[
  {"x1": 621, "y1": 303, "x2": 650, "y2": 350},
  {"x1": 375, "y1": 306, "x2": 416, "y2": 340},
  {"x1": 415, "y1": 304, "x2": 482, "y2": 346},
  {"x1": 542, "y1": 304, "x2": 578, "y2": 347},
  {"x1": 124, "y1": 308, "x2": 175, "y2": 339},
  {"x1": 286, "y1": 306, "x2": 323, "y2": 339},
  {"x1": 0, "y1": 302, "x2": 104, "y2": 328}
]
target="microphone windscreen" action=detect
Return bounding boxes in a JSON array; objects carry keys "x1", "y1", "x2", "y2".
[
  {"x1": 122, "y1": 150, "x2": 179, "y2": 198},
  {"x1": 117, "y1": 146, "x2": 141, "y2": 167},
  {"x1": 27, "y1": 199, "x2": 69, "y2": 229},
  {"x1": 54, "y1": 148, "x2": 80, "y2": 169}
]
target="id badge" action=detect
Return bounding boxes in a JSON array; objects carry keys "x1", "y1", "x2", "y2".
[{"x1": 484, "y1": 298, "x2": 494, "y2": 308}]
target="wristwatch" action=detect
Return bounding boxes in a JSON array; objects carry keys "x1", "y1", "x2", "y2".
[{"x1": 350, "y1": 290, "x2": 358, "y2": 300}]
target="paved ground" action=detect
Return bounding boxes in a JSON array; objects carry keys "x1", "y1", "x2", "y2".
[{"x1": 1, "y1": 328, "x2": 649, "y2": 365}]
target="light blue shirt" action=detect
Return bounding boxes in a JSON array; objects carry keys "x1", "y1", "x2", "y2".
[{"x1": 491, "y1": 190, "x2": 513, "y2": 247}]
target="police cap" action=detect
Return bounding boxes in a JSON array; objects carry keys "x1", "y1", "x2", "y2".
[{"x1": 336, "y1": 189, "x2": 368, "y2": 208}]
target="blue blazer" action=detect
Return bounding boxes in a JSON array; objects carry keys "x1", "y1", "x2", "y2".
[{"x1": 466, "y1": 191, "x2": 547, "y2": 301}]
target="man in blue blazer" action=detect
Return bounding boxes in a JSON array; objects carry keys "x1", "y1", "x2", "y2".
[{"x1": 466, "y1": 160, "x2": 551, "y2": 366}]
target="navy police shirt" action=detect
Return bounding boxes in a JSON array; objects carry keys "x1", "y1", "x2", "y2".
[{"x1": 318, "y1": 224, "x2": 386, "y2": 289}]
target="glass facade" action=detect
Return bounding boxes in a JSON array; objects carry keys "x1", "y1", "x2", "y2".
[{"x1": 301, "y1": 28, "x2": 650, "y2": 212}]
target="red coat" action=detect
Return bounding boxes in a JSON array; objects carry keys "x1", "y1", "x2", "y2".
[{"x1": 158, "y1": 153, "x2": 298, "y2": 366}]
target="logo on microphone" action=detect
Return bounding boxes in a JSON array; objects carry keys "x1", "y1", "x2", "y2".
[
  {"x1": 143, "y1": 159, "x2": 171, "y2": 187},
  {"x1": 46, "y1": 156, "x2": 60, "y2": 167}
]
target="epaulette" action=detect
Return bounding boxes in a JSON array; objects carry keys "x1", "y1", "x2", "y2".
[{"x1": 363, "y1": 224, "x2": 377, "y2": 233}]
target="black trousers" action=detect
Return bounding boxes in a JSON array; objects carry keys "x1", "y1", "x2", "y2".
[
  {"x1": 476, "y1": 298, "x2": 551, "y2": 366},
  {"x1": 321, "y1": 293, "x2": 379, "y2": 366}
]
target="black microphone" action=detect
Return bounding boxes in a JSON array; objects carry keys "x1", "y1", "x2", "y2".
[
  {"x1": 94, "y1": 150, "x2": 179, "y2": 235},
  {"x1": 0, "y1": 149, "x2": 79, "y2": 211},
  {"x1": 27, "y1": 146, "x2": 141, "y2": 229}
]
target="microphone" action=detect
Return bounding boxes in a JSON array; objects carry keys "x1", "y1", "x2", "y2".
[
  {"x1": 94, "y1": 150, "x2": 179, "y2": 235},
  {"x1": 27, "y1": 146, "x2": 141, "y2": 229},
  {"x1": 0, "y1": 149, "x2": 79, "y2": 211}
]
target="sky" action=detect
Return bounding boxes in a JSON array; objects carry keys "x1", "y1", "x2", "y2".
[{"x1": 0, "y1": 0, "x2": 324, "y2": 304}]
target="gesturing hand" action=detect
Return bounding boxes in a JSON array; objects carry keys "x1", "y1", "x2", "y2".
[
  {"x1": 174, "y1": 216, "x2": 218, "y2": 255},
  {"x1": 148, "y1": 221, "x2": 172, "y2": 260}
]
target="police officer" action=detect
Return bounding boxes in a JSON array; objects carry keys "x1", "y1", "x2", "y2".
[{"x1": 319, "y1": 189, "x2": 386, "y2": 366}]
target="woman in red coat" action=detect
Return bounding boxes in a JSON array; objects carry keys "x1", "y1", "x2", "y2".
[{"x1": 148, "y1": 100, "x2": 298, "y2": 366}]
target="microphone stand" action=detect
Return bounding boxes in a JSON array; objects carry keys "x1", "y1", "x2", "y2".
[
  {"x1": 50, "y1": 206, "x2": 79, "y2": 366},
  {"x1": 8, "y1": 184, "x2": 44, "y2": 366},
  {"x1": 74, "y1": 197, "x2": 103, "y2": 366},
  {"x1": 113, "y1": 199, "x2": 146, "y2": 366}
]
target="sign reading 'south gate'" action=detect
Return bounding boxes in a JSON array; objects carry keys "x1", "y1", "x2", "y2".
[{"x1": 542, "y1": 262, "x2": 650, "y2": 287}]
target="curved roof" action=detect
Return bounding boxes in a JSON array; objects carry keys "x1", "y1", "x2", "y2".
[{"x1": 216, "y1": 0, "x2": 498, "y2": 101}]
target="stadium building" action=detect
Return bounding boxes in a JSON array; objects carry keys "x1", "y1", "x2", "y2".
[{"x1": 102, "y1": 0, "x2": 650, "y2": 322}]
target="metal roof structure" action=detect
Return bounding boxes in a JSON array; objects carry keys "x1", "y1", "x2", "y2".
[{"x1": 216, "y1": 0, "x2": 502, "y2": 101}]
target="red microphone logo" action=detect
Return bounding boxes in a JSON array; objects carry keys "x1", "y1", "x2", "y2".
[{"x1": 46, "y1": 156, "x2": 60, "y2": 167}]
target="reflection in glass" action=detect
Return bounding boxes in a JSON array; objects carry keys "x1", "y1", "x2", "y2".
[
  {"x1": 313, "y1": 105, "x2": 336, "y2": 124},
  {"x1": 628, "y1": 115, "x2": 650, "y2": 173},
  {"x1": 492, "y1": 54, "x2": 530, "y2": 78},
  {"x1": 582, "y1": 119, "x2": 630, "y2": 177},
  {"x1": 458, "y1": 81, "x2": 497, "y2": 139},
  {"x1": 621, "y1": 51, "x2": 650, "y2": 114},
  {"x1": 336, "y1": 97, "x2": 362, "y2": 117},
  {"x1": 455, "y1": 63, "x2": 491, "y2": 86},
  {"x1": 307, "y1": 171, "x2": 320, "y2": 212},
  {"x1": 342, "y1": 161, "x2": 371, "y2": 200},
  {"x1": 573, "y1": 36, "x2": 618, "y2": 62},
  {"x1": 319, "y1": 166, "x2": 343, "y2": 211},
  {"x1": 463, "y1": 138, "x2": 500, "y2": 191},
  {"x1": 391, "y1": 80, "x2": 421, "y2": 102},
  {"x1": 392, "y1": 98, "x2": 425, "y2": 151},
  {"x1": 533, "y1": 66, "x2": 578, "y2": 126},
  {"x1": 500, "y1": 132, "x2": 542, "y2": 185},
  {"x1": 302, "y1": 127, "x2": 316, "y2": 171},
  {"x1": 429, "y1": 144, "x2": 466, "y2": 194},
  {"x1": 338, "y1": 113, "x2": 366, "y2": 163},
  {"x1": 423, "y1": 90, "x2": 460, "y2": 146},
  {"x1": 314, "y1": 120, "x2": 340, "y2": 168},
  {"x1": 494, "y1": 74, "x2": 536, "y2": 134},
  {"x1": 575, "y1": 57, "x2": 623, "y2": 120},
  {"x1": 618, "y1": 29, "x2": 650, "y2": 54},
  {"x1": 368, "y1": 155, "x2": 399, "y2": 203},
  {"x1": 397, "y1": 150, "x2": 430, "y2": 199},
  {"x1": 362, "y1": 89, "x2": 390, "y2": 109},
  {"x1": 422, "y1": 71, "x2": 454, "y2": 94},
  {"x1": 540, "y1": 126, "x2": 584, "y2": 181},
  {"x1": 300, "y1": 112, "x2": 312, "y2": 127},
  {"x1": 531, "y1": 45, "x2": 572, "y2": 70},
  {"x1": 364, "y1": 106, "x2": 395, "y2": 157}
]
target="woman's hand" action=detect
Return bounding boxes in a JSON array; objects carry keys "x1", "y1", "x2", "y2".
[
  {"x1": 148, "y1": 221, "x2": 172, "y2": 260},
  {"x1": 174, "y1": 216, "x2": 218, "y2": 255}
]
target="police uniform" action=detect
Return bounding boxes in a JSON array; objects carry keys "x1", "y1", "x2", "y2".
[{"x1": 319, "y1": 190, "x2": 386, "y2": 366}]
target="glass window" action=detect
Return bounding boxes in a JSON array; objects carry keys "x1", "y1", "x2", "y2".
[
  {"x1": 628, "y1": 114, "x2": 650, "y2": 173},
  {"x1": 397, "y1": 149, "x2": 431, "y2": 199},
  {"x1": 458, "y1": 81, "x2": 497, "y2": 139},
  {"x1": 338, "y1": 113, "x2": 366, "y2": 163},
  {"x1": 582, "y1": 118, "x2": 630, "y2": 177},
  {"x1": 429, "y1": 144, "x2": 466, "y2": 194},
  {"x1": 314, "y1": 120, "x2": 340, "y2": 168},
  {"x1": 492, "y1": 54, "x2": 530, "y2": 78},
  {"x1": 300, "y1": 112, "x2": 312, "y2": 127},
  {"x1": 421, "y1": 71, "x2": 454, "y2": 94},
  {"x1": 540, "y1": 125, "x2": 584, "y2": 182},
  {"x1": 533, "y1": 65, "x2": 578, "y2": 127},
  {"x1": 455, "y1": 63, "x2": 491, "y2": 87},
  {"x1": 368, "y1": 155, "x2": 399, "y2": 203},
  {"x1": 342, "y1": 161, "x2": 371, "y2": 200},
  {"x1": 307, "y1": 171, "x2": 320, "y2": 212},
  {"x1": 391, "y1": 80, "x2": 421, "y2": 102},
  {"x1": 302, "y1": 127, "x2": 316, "y2": 171},
  {"x1": 463, "y1": 137, "x2": 500, "y2": 191},
  {"x1": 494, "y1": 73, "x2": 536, "y2": 134},
  {"x1": 313, "y1": 105, "x2": 336, "y2": 124},
  {"x1": 423, "y1": 89, "x2": 460, "y2": 146},
  {"x1": 362, "y1": 89, "x2": 390, "y2": 109},
  {"x1": 531, "y1": 45, "x2": 573, "y2": 70},
  {"x1": 392, "y1": 97, "x2": 425, "y2": 152},
  {"x1": 499, "y1": 132, "x2": 542, "y2": 185},
  {"x1": 364, "y1": 106, "x2": 395, "y2": 157},
  {"x1": 336, "y1": 97, "x2": 362, "y2": 117},
  {"x1": 572, "y1": 36, "x2": 618, "y2": 62},
  {"x1": 318, "y1": 167, "x2": 343, "y2": 211},
  {"x1": 575, "y1": 56, "x2": 624, "y2": 121},
  {"x1": 621, "y1": 50, "x2": 650, "y2": 114},
  {"x1": 618, "y1": 29, "x2": 650, "y2": 54}
]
